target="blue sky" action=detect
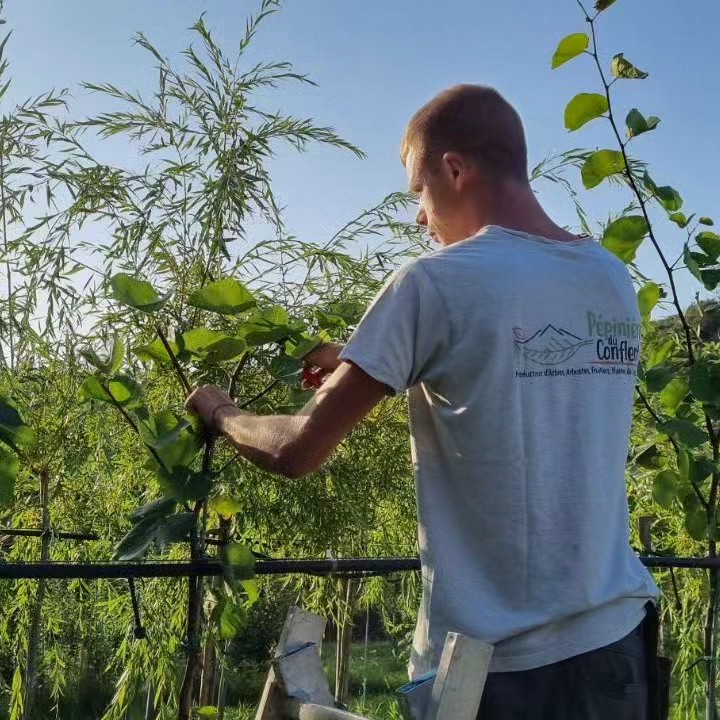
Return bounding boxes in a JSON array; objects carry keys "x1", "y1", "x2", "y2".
[{"x1": 4, "y1": 0, "x2": 719, "y2": 311}]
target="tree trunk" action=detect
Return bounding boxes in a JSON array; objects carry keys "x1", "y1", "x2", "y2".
[
  {"x1": 334, "y1": 578, "x2": 359, "y2": 707},
  {"x1": 199, "y1": 638, "x2": 216, "y2": 706},
  {"x1": 178, "y1": 570, "x2": 205, "y2": 720},
  {"x1": 22, "y1": 469, "x2": 50, "y2": 720}
]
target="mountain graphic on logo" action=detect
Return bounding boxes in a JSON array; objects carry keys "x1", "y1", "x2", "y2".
[{"x1": 513, "y1": 324, "x2": 593, "y2": 366}]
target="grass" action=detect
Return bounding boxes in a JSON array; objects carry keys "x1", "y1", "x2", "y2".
[{"x1": 223, "y1": 640, "x2": 407, "y2": 719}]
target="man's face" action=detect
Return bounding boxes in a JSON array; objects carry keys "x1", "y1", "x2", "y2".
[{"x1": 405, "y1": 149, "x2": 470, "y2": 247}]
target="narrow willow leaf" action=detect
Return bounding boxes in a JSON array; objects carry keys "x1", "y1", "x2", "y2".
[
  {"x1": 564, "y1": 93, "x2": 608, "y2": 131},
  {"x1": 187, "y1": 277, "x2": 256, "y2": 315},
  {"x1": 110, "y1": 273, "x2": 171, "y2": 313},
  {"x1": 581, "y1": 150, "x2": 625, "y2": 189},
  {"x1": 551, "y1": 33, "x2": 589, "y2": 69},
  {"x1": 637, "y1": 282, "x2": 661, "y2": 320},
  {"x1": 601, "y1": 215, "x2": 648, "y2": 263},
  {"x1": 611, "y1": 53, "x2": 648, "y2": 80}
]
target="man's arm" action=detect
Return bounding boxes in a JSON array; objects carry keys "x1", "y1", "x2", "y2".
[{"x1": 186, "y1": 361, "x2": 388, "y2": 479}]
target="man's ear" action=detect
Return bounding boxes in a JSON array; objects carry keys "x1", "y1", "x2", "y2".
[{"x1": 441, "y1": 151, "x2": 472, "y2": 187}]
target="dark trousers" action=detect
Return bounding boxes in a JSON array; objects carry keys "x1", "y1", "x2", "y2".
[{"x1": 477, "y1": 618, "x2": 649, "y2": 719}]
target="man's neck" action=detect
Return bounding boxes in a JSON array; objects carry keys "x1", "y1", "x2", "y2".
[{"x1": 459, "y1": 183, "x2": 579, "y2": 244}]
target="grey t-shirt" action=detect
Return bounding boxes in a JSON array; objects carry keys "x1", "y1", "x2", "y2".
[{"x1": 339, "y1": 225, "x2": 658, "y2": 674}]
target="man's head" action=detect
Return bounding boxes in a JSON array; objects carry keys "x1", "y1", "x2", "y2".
[{"x1": 401, "y1": 85, "x2": 528, "y2": 246}]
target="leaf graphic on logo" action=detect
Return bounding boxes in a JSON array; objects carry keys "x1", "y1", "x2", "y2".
[{"x1": 514, "y1": 325, "x2": 592, "y2": 366}]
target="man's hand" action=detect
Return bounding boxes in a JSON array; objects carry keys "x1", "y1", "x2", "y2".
[
  {"x1": 185, "y1": 385, "x2": 240, "y2": 432},
  {"x1": 302, "y1": 342, "x2": 344, "y2": 389}
]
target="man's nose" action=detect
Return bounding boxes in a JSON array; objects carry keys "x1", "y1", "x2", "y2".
[{"x1": 416, "y1": 206, "x2": 428, "y2": 226}]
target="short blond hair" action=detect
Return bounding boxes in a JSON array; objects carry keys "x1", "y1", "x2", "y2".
[{"x1": 401, "y1": 84, "x2": 528, "y2": 182}]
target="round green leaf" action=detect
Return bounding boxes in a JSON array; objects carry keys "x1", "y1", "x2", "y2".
[
  {"x1": 0, "y1": 444, "x2": 18, "y2": 507},
  {"x1": 626, "y1": 108, "x2": 660, "y2": 138},
  {"x1": 239, "y1": 307, "x2": 291, "y2": 346},
  {"x1": 193, "y1": 706, "x2": 219, "y2": 719},
  {"x1": 139, "y1": 411, "x2": 191, "y2": 449},
  {"x1": 0, "y1": 396, "x2": 36, "y2": 454},
  {"x1": 134, "y1": 337, "x2": 174, "y2": 364},
  {"x1": 685, "y1": 507, "x2": 708, "y2": 541},
  {"x1": 113, "y1": 515, "x2": 162, "y2": 561},
  {"x1": 697, "y1": 232, "x2": 720, "y2": 261},
  {"x1": 669, "y1": 212, "x2": 688, "y2": 228},
  {"x1": 699, "y1": 217, "x2": 714, "y2": 226},
  {"x1": 269, "y1": 354, "x2": 303, "y2": 384},
  {"x1": 160, "y1": 468, "x2": 213, "y2": 502},
  {"x1": 601, "y1": 215, "x2": 649, "y2": 263},
  {"x1": 595, "y1": 0, "x2": 617, "y2": 10},
  {"x1": 645, "y1": 363, "x2": 675, "y2": 393},
  {"x1": 581, "y1": 150, "x2": 625, "y2": 189},
  {"x1": 187, "y1": 277, "x2": 256, "y2": 315},
  {"x1": 551, "y1": 33, "x2": 589, "y2": 69},
  {"x1": 129, "y1": 497, "x2": 177, "y2": 524},
  {"x1": 107, "y1": 374, "x2": 143, "y2": 408},
  {"x1": 564, "y1": 93, "x2": 608, "y2": 131},
  {"x1": 643, "y1": 172, "x2": 682, "y2": 212},
  {"x1": 611, "y1": 53, "x2": 648, "y2": 80},
  {"x1": 653, "y1": 470, "x2": 679, "y2": 509},
  {"x1": 659, "y1": 418, "x2": 710, "y2": 449},
  {"x1": 690, "y1": 357, "x2": 720, "y2": 404},
  {"x1": 659, "y1": 377, "x2": 689, "y2": 415},
  {"x1": 633, "y1": 443, "x2": 660, "y2": 469},
  {"x1": 156, "y1": 512, "x2": 196, "y2": 551},
  {"x1": 110, "y1": 273, "x2": 171, "y2": 313},
  {"x1": 209, "y1": 494, "x2": 242, "y2": 519},
  {"x1": 221, "y1": 542, "x2": 256, "y2": 588},
  {"x1": 637, "y1": 282, "x2": 661, "y2": 320}
]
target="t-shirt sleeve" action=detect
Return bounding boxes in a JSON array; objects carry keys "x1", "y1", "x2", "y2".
[{"x1": 338, "y1": 260, "x2": 450, "y2": 394}]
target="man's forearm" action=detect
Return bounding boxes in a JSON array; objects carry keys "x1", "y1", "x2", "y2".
[{"x1": 215, "y1": 406, "x2": 308, "y2": 477}]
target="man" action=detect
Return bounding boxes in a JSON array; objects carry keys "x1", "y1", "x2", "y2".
[{"x1": 187, "y1": 85, "x2": 659, "y2": 718}]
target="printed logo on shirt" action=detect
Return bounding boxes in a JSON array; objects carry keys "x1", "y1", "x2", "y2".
[{"x1": 513, "y1": 312, "x2": 640, "y2": 379}]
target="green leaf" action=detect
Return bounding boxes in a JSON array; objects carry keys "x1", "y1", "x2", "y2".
[
  {"x1": 699, "y1": 217, "x2": 714, "y2": 226},
  {"x1": 690, "y1": 456, "x2": 715, "y2": 487},
  {"x1": 633, "y1": 443, "x2": 660, "y2": 469},
  {"x1": 690, "y1": 357, "x2": 720, "y2": 404},
  {"x1": 160, "y1": 468, "x2": 214, "y2": 502},
  {"x1": 239, "y1": 307, "x2": 291, "y2": 346},
  {"x1": 203, "y1": 337, "x2": 247, "y2": 364},
  {"x1": 645, "y1": 364, "x2": 675, "y2": 393},
  {"x1": 685, "y1": 507, "x2": 708, "y2": 541},
  {"x1": 551, "y1": 33, "x2": 589, "y2": 69},
  {"x1": 595, "y1": 0, "x2": 617, "y2": 10},
  {"x1": 669, "y1": 212, "x2": 688, "y2": 228},
  {"x1": 659, "y1": 418, "x2": 710, "y2": 448},
  {"x1": 637, "y1": 282, "x2": 661, "y2": 320},
  {"x1": 139, "y1": 411, "x2": 191, "y2": 449},
  {"x1": 156, "y1": 512, "x2": 196, "y2": 551},
  {"x1": 0, "y1": 396, "x2": 36, "y2": 454},
  {"x1": 217, "y1": 599, "x2": 247, "y2": 640},
  {"x1": 697, "y1": 232, "x2": 720, "y2": 261},
  {"x1": 129, "y1": 497, "x2": 177, "y2": 524},
  {"x1": 134, "y1": 337, "x2": 173, "y2": 364},
  {"x1": 285, "y1": 331, "x2": 329, "y2": 360},
  {"x1": 147, "y1": 420, "x2": 203, "y2": 478},
  {"x1": 653, "y1": 470, "x2": 679, "y2": 509},
  {"x1": 110, "y1": 273, "x2": 170, "y2": 314},
  {"x1": 581, "y1": 150, "x2": 625, "y2": 189},
  {"x1": 113, "y1": 516, "x2": 162, "y2": 561},
  {"x1": 611, "y1": 53, "x2": 648, "y2": 80},
  {"x1": 174, "y1": 329, "x2": 247, "y2": 364},
  {"x1": 242, "y1": 578, "x2": 260, "y2": 605},
  {"x1": 108, "y1": 337, "x2": 125, "y2": 374},
  {"x1": 193, "y1": 707, "x2": 219, "y2": 719},
  {"x1": 79, "y1": 375, "x2": 143, "y2": 408},
  {"x1": 684, "y1": 244, "x2": 703, "y2": 284},
  {"x1": 269, "y1": 354, "x2": 303, "y2": 384},
  {"x1": 702, "y1": 270, "x2": 720, "y2": 291},
  {"x1": 644, "y1": 173, "x2": 683, "y2": 212},
  {"x1": 187, "y1": 278, "x2": 256, "y2": 315},
  {"x1": 222, "y1": 542, "x2": 255, "y2": 588},
  {"x1": 564, "y1": 93, "x2": 608, "y2": 131},
  {"x1": 659, "y1": 377, "x2": 689, "y2": 415},
  {"x1": 209, "y1": 495, "x2": 242, "y2": 519},
  {"x1": 0, "y1": 444, "x2": 18, "y2": 507},
  {"x1": 601, "y1": 215, "x2": 648, "y2": 263},
  {"x1": 625, "y1": 109, "x2": 660, "y2": 138},
  {"x1": 647, "y1": 339, "x2": 675, "y2": 368}
]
